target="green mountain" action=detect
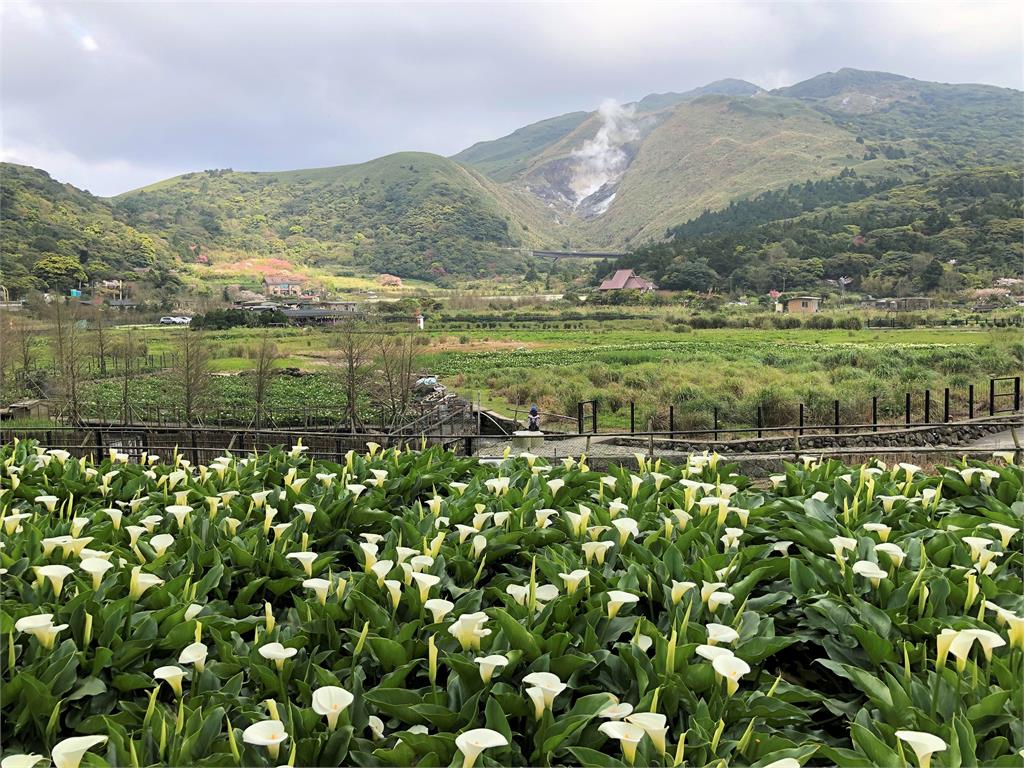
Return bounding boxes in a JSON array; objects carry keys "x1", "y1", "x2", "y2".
[
  {"x1": 451, "y1": 111, "x2": 590, "y2": 183},
  {"x1": 114, "y1": 152, "x2": 556, "y2": 283},
  {"x1": 457, "y1": 68, "x2": 1022, "y2": 250},
  {"x1": 0, "y1": 163, "x2": 178, "y2": 296},
  {"x1": 2, "y1": 69, "x2": 1021, "y2": 293},
  {"x1": 772, "y1": 68, "x2": 1022, "y2": 167},
  {"x1": 634, "y1": 78, "x2": 763, "y2": 112},
  {"x1": 607, "y1": 166, "x2": 1023, "y2": 294}
]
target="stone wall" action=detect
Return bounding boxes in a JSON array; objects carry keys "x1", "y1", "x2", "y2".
[{"x1": 607, "y1": 416, "x2": 1020, "y2": 454}]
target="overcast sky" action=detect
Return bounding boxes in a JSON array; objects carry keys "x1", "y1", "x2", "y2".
[{"x1": 2, "y1": 1, "x2": 1021, "y2": 196}]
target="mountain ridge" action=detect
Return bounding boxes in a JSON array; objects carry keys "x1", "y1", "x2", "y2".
[{"x1": 2, "y1": 68, "x2": 1021, "y2": 293}]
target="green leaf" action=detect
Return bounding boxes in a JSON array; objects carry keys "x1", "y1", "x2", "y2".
[
  {"x1": 850, "y1": 723, "x2": 900, "y2": 768},
  {"x1": 66, "y1": 677, "x2": 107, "y2": 702},
  {"x1": 490, "y1": 607, "x2": 541, "y2": 661}
]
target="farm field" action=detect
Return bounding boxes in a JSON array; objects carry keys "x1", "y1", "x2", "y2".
[
  {"x1": 0, "y1": 442, "x2": 1021, "y2": 767},
  {"x1": 66, "y1": 324, "x2": 1021, "y2": 430}
]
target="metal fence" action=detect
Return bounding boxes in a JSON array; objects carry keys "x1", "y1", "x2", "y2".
[{"x1": 586, "y1": 376, "x2": 1021, "y2": 438}]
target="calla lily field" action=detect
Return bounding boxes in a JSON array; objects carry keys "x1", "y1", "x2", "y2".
[{"x1": 0, "y1": 440, "x2": 1022, "y2": 767}]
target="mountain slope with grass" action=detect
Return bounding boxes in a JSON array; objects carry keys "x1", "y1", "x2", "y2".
[{"x1": 457, "y1": 69, "x2": 1022, "y2": 250}]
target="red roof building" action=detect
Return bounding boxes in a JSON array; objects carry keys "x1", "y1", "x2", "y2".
[{"x1": 598, "y1": 269, "x2": 656, "y2": 292}]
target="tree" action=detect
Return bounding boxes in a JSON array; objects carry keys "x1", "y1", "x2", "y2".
[
  {"x1": 920, "y1": 258, "x2": 945, "y2": 291},
  {"x1": 374, "y1": 331, "x2": 419, "y2": 428},
  {"x1": 0, "y1": 315, "x2": 13, "y2": 402},
  {"x1": 47, "y1": 300, "x2": 86, "y2": 423},
  {"x1": 91, "y1": 307, "x2": 110, "y2": 374},
  {"x1": 660, "y1": 259, "x2": 720, "y2": 291},
  {"x1": 334, "y1": 319, "x2": 374, "y2": 431},
  {"x1": 251, "y1": 331, "x2": 279, "y2": 429},
  {"x1": 113, "y1": 329, "x2": 144, "y2": 424},
  {"x1": 172, "y1": 329, "x2": 212, "y2": 424},
  {"x1": 0, "y1": 314, "x2": 37, "y2": 401},
  {"x1": 33, "y1": 253, "x2": 87, "y2": 292}
]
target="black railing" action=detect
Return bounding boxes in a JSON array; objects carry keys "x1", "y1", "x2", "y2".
[{"x1": 606, "y1": 377, "x2": 1019, "y2": 438}]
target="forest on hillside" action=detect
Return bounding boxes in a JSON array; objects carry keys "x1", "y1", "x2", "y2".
[
  {"x1": 0, "y1": 164, "x2": 180, "y2": 297},
  {"x1": 610, "y1": 167, "x2": 1023, "y2": 296},
  {"x1": 113, "y1": 163, "x2": 525, "y2": 283}
]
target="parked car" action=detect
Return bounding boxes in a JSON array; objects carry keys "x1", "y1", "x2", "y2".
[{"x1": 159, "y1": 316, "x2": 192, "y2": 325}]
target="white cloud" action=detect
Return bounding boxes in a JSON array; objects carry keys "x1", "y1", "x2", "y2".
[
  {"x1": 0, "y1": 141, "x2": 185, "y2": 197},
  {"x1": 0, "y1": 1, "x2": 1020, "y2": 194}
]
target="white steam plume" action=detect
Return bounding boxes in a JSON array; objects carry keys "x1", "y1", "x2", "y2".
[{"x1": 569, "y1": 98, "x2": 638, "y2": 206}]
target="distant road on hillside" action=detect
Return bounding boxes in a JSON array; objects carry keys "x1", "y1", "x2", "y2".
[{"x1": 530, "y1": 250, "x2": 626, "y2": 260}]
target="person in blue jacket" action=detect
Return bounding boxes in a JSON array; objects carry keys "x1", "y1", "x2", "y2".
[{"x1": 527, "y1": 405, "x2": 541, "y2": 432}]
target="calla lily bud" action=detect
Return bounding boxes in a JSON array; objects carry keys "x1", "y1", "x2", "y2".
[{"x1": 428, "y1": 634, "x2": 438, "y2": 684}]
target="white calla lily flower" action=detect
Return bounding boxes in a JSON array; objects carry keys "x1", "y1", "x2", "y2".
[
  {"x1": 79, "y1": 557, "x2": 113, "y2": 589},
  {"x1": 242, "y1": 719, "x2": 289, "y2": 759},
  {"x1": 706, "y1": 623, "x2": 739, "y2": 646},
  {"x1": 303, "y1": 578, "x2": 332, "y2": 605},
  {"x1": 285, "y1": 551, "x2": 319, "y2": 577},
  {"x1": 1, "y1": 754, "x2": 46, "y2": 768},
  {"x1": 455, "y1": 728, "x2": 508, "y2": 768},
  {"x1": 895, "y1": 730, "x2": 947, "y2": 768},
  {"x1": 598, "y1": 721, "x2": 645, "y2": 764},
  {"x1": 50, "y1": 735, "x2": 108, "y2": 768},
  {"x1": 474, "y1": 654, "x2": 509, "y2": 683},
  {"x1": 178, "y1": 641, "x2": 209, "y2": 672},
  {"x1": 150, "y1": 533, "x2": 175, "y2": 557},
  {"x1": 259, "y1": 642, "x2": 298, "y2": 670},
  {"x1": 522, "y1": 671, "x2": 566, "y2": 713},
  {"x1": 559, "y1": 569, "x2": 590, "y2": 594},
  {"x1": 312, "y1": 685, "x2": 354, "y2": 730},
  {"x1": 605, "y1": 590, "x2": 639, "y2": 618},
  {"x1": 625, "y1": 711, "x2": 668, "y2": 755},
  {"x1": 852, "y1": 560, "x2": 888, "y2": 586},
  {"x1": 712, "y1": 653, "x2": 751, "y2": 695},
  {"x1": 153, "y1": 664, "x2": 187, "y2": 697},
  {"x1": 424, "y1": 598, "x2": 455, "y2": 623}
]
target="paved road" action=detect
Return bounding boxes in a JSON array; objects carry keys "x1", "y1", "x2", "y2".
[{"x1": 965, "y1": 429, "x2": 1021, "y2": 451}]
